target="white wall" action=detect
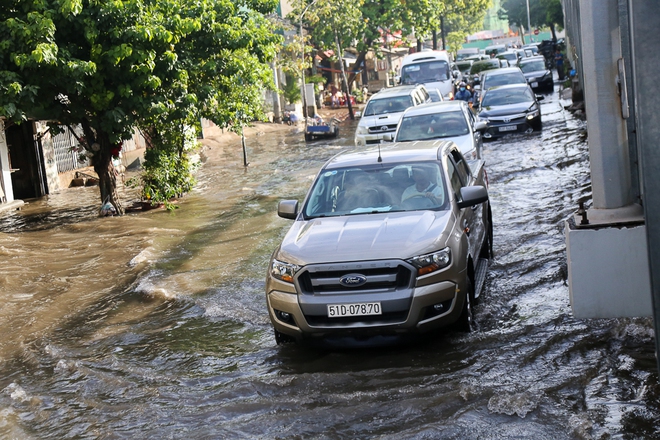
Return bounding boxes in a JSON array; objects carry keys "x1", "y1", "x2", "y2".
[{"x1": 0, "y1": 120, "x2": 14, "y2": 203}]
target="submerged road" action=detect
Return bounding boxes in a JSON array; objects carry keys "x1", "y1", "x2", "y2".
[{"x1": 0, "y1": 86, "x2": 658, "y2": 439}]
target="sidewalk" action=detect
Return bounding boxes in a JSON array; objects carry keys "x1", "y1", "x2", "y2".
[{"x1": 0, "y1": 199, "x2": 25, "y2": 214}]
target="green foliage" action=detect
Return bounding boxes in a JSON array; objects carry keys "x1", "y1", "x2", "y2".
[
  {"x1": 447, "y1": 31, "x2": 468, "y2": 55},
  {"x1": 499, "y1": 0, "x2": 564, "y2": 30},
  {"x1": 127, "y1": 124, "x2": 200, "y2": 210},
  {"x1": 1, "y1": 0, "x2": 281, "y2": 211},
  {"x1": 282, "y1": 74, "x2": 301, "y2": 104}
]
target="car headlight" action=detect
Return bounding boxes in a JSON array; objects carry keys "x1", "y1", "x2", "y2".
[
  {"x1": 356, "y1": 126, "x2": 369, "y2": 135},
  {"x1": 407, "y1": 248, "x2": 451, "y2": 276},
  {"x1": 526, "y1": 108, "x2": 540, "y2": 120},
  {"x1": 270, "y1": 259, "x2": 301, "y2": 283}
]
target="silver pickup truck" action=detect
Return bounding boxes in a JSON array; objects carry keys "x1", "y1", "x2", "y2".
[{"x1": 266, "y1": 140, "x2": 492, "y2": 344}]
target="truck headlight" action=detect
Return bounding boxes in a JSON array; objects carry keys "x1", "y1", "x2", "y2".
[
  {"x1": 407, "y1": 248, "x2": 451, "y2": 276},
  {"x1": 356, "y1": 126, "x2": 369, "y2": 135},
  {"x1": 270, "y1": 259, "x2": 301, "y2": 283},
  {"x1": 526, "y1": 109, "x2": 540, "y2": 120}
]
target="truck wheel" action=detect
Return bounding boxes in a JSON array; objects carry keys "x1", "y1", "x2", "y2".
[
  {"x1": 305, "y1": 133, "x2": 313, "y2": 142},
  {"x1": 455, "y1": 278, "x2": 475, "y2": 333},
  {"x1": 274, "y1": 329, "x2": 295, "y2": 345}
]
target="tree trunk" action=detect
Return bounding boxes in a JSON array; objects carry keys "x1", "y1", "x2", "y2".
[
  {"x1": 335, "y1": 33, "x2": 354, "y2": 120},
  {"x1": 441, "y1": 16, "x2": 446, "y2": 50},
  {"x1": 79, "y1": 120, "x2": 124, "y2": 216},
  {"x1": 346, "y1": 43, "x2": 372, "y2": 88},
  {"x1": 432, "y1": 30, "x2": 438, "y2": 50},
  {"x1": 93, "y1": 134, "x2": 123, "y2": 215},
  {"x1": 550, "y1": 23, "x2": 557, "y2": 42}
]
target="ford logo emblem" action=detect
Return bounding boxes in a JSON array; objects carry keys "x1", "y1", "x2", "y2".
[{"x1": 339, "y1": 274, "x2": 368, "y2": 287}]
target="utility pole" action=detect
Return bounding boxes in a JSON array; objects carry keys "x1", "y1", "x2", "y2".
[
  {"x1": 299, "y1": 0, "x2": 319, "y2": 122},
  {"x1": 526, "y1": 0, "x2": 532, "y2": 43}
]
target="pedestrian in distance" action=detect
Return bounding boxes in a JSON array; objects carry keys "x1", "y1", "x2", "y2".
[
  {"x1": 555, "y1": 49, "x2": 565, "y2": 81},
  {"x1": 330, "y1": 83, "x2": 339, "y2": 108}
]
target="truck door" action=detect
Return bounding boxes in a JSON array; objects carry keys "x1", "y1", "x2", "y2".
[{"x1": 446, "y1": 150, "x2": 484, "y2": 261}]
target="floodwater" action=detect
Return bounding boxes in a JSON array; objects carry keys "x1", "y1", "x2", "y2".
[{"x1": 0, "y1": 87, "x2": 658, "y2": 439}]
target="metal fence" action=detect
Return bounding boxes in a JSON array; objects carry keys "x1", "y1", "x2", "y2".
[{"x1": 51, "y1": 125, "x2": 90, "y2": 173}]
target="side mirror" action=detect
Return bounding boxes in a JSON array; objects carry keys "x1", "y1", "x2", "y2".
[
  {"x1": 277, "y1": 200, "x2": 299, "y2": 220},
  {"x1": 536, "y1": 95, "x2": 545, "y2": 101},
  {"x1": 382, "y1": 133, "x2": 394, "y2": 142},
  {"x1": 474, "y1": 120, "x2": 487, "y2": 132},
  {"x1": 457, "y1": 186, "x2": 488, "y2": 209},
  {"x1": 394, "y1": 76, "x2": 401, "y2": 85}
]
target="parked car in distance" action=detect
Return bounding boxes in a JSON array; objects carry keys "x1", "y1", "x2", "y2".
[
  {"x1": 390, "y1": 101, "x2": 486, "y2": 160},
  {"x1": 522, "y1": 43, "x2": 540, "y2": 55},
  {"x1": 468, "y1": 59, "x2": 504, "y2": 88},
  {"x1": 355, "y1": 84, "x2": 431, "y2": 146},
  {"x1": 464, "y1": 54, "x2": 490, "y2": 62},
  {"x1": 266, "y1": 141, "x2": 492, "y2": 344},
  {"x1": 427, "y1": 89, "x2": 444, "y2": 102},
  {"x1": 518, "y1": 56, "x2": 554, "y2": 93},
  {"x1": 456, "y1": 47, "x2": 480, "y2": 60},
  {"x1": 479, "y1": 67, "x2": 528, "y2": 94},
  {"x1": 456, "y1": 60, "x2": 474, "y2": 78},
  {"x1": 477, "y1": 83, "x2": 544, "y2": 139},
  {"x1": 496, "y1": 51, "x2": 520, "y2": 65},
  {"x1": 484, "y1": 44, "x2": 507, "y2": 57},
  {"x1": 474, "y1": 67, "x2": 527, "y2": 105}
]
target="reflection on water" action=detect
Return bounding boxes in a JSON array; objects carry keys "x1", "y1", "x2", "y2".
[{"x1": 0, "y1": 101, "x2": 658, "y2": 439}]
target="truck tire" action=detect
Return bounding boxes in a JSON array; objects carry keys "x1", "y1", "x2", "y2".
[
  {"x1": 274, "y1": 329, "x2": 296, "y2": 345},
  {"x1": 455, "y1": 278, "x2": 475, "y2": 333}
]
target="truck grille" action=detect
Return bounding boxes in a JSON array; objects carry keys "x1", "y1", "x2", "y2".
[
  {"x1": 296, "y1": 260, "x2": 414, "y2": 295},
  {"x1": 368, "y1": 124, "x2": 397, "y2": 134}
]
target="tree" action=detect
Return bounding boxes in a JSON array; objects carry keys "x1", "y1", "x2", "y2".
[
  {"x1": 499, "y1": 0, "x2": 564, "y2": 42},
  {"x1": 0, "y1": 0, "x2": 280, "y2": 215},
  {"x1": 305, "y1": 0, "x2": 364, "y2": 119}
]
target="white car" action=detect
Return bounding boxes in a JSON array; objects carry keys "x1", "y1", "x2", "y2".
[
  {"x1": 354, "y1": 84, "x2": 431, "y2": 146},
  {"x1": 390, "y1": 101, "x2": 487, "y2": 161}
]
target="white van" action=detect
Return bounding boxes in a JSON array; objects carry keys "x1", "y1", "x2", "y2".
[{"x1": 397, "y1": 50, "x2": 454, "y2": 100}]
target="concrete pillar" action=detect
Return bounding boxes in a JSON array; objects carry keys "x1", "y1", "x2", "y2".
[
  {"x1": 565, "y1": 0, "x2": 651, "y2": 320},
  {"x1": 271, "y1": 60, "x2": 282, "y2": 124},
  {"x1": 580, "y1": 0, "x2": 633, "y2": 210},
  {"x1": 629, "y1": 0, "x2": 660, "y2": 377}
]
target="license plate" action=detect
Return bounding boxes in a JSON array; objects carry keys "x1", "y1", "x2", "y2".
[
  {"x1": 328, "y1": 302, "x2": 382, "y2": 318},
  {"x1": 531, "y1": 81, "x2": 538, "y2": 88},
  {"x1": 499, "y1": 125, "x2": 517, "y2": 132}
]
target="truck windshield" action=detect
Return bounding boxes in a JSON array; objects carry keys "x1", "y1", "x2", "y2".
[
  {"x1": 363, "y1": 96, "x2": 413, "y2": 116},
  {"x1": 303, "y1": 162, "x2": 449, "y2": 218},
  {"x1": 401, "y1": 61, "x2": 450, "y2": 85},
  {"x1": 520, "y1": 60, "x2": 546, "y2": 73},
  {"x1": 396, "y1": 111, "x2": 469, "y2": 142},
  {"x1": 481, "y1": 87, "x2": 534, "y2": 107}
]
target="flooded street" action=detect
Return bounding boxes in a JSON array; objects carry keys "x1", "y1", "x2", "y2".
[{"x1": 1, "y1": 87, "x2": 659, "y2": 439}]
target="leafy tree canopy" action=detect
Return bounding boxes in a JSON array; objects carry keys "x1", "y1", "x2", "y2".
[
  {"x1": 498, "y1": 0, "x2": 564, "y2": 34},
  {"x1": 1, "y1": 0, "x2": 281, "y2": 213}
]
